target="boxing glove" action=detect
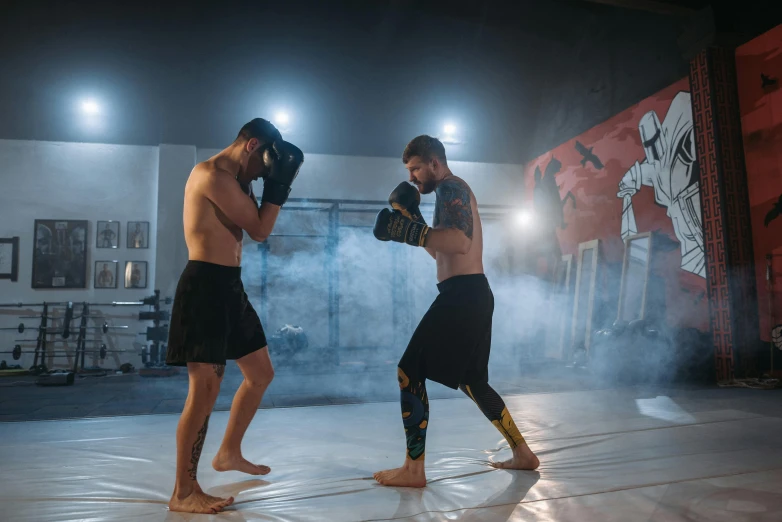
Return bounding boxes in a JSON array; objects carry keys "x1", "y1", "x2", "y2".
[
  {"x1": 388, "y1": 182, "x2": 425, "y2": 223},
  {"x1": 261, "y1": 140, "x2": 305, "y2": 206},
  {"x1": 373, "y1": 208, "x2": 430, "y2": 247}
]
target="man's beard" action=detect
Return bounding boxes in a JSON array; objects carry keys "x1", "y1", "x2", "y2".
[{"x1": 419, "y1": 179, "x2": 437, "y2": 195}]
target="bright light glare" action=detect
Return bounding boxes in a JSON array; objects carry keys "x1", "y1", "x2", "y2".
[
  {"x1": 443, "y1": 123, "x2": 456, "y2": 135},
  {"x1": 515, "y1": 210, "x2": 533, "y2": 228},
  {"x1": 274, "y1": 112, "x2": 290, "y2": 126},
  {"x1": 81, "y1": 100, "x2": 100, "y2": 115}
]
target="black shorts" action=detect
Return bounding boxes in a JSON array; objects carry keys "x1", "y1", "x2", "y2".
[
  {"x1": 165, "y1": 261, "x2": 267, "y2": 366},
  {"x1": 399, "y1": 274, "x2": 494, "y2": 389}
]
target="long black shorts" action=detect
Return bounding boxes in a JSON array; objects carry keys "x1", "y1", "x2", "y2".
[
  {"x1": 399, "y1": 274, "x2": 494, "y2": 389},
  {"x1": 165, "y1": 261, "x2": 267, "y2": 366}
]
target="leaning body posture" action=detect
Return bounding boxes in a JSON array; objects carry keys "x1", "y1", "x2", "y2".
[
  {"x1": 372, "y1": 135, "x2": 539, "y2": 488},
  {"x1": 164, "y1": 118, "x2": 304, "y2": 513}
]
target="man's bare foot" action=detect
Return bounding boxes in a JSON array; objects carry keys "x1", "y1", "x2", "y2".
[
  {"x1": 212, "y1": 451, "x2": 271, "y2": 476},
  {"x1": 491, "y1": 443, "x2": 540, "y2": 470},
  {"x1": 168, "y1": 489, "x2": 234, "y2": 514},
  {"x1": 374, "y1": 458, "x2": 427, "y2": 488}
]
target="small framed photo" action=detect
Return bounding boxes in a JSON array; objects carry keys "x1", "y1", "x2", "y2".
[
  {"x1": 95, "y1": 260, "x2": 118, "y2": 289},
  {"x1": 127, "y1": 221, "x2": 150, "y2": 249},
  {"x1": 96, "y1": 221, "x2": 120, "y2": 249},
  {"x1": 125, "y1": 261, "x2": 148, "y2": 289},
  {"x1": 0, "y1": 237, "x2": 20, "y2": 282}
]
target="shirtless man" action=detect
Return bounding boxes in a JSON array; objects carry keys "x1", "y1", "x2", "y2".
[
  {"x1": 372, "y1": 135, "x2": 539, "y2": 487},
  {"x1": 97, "y1": 263, "x2": 114, "y2": 288},
  {"x1": 165, "y1": 118, "x2": 303, "y2": 513}
]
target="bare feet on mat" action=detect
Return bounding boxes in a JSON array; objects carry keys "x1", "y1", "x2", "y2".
[
  {"x1": 212, "y1": 451, "x2": 271, "y2": 475},
  {"x1": 374, "y1": 459, "x2": 427, "y2": 488},
  {"x1": 168, "y1": 488, "x2": 234, "y2": 514},
  {"x1": 492, "y1": 443, "x2": 540, "y2": 470}
]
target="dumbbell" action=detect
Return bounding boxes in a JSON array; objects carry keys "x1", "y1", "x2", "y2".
[
  {"x1": 4, "y1": 343, "x2": 122, "y2": 360},
  {"x1": 0, "y1": 323, "x2": 26, "y2": 333},
  {"x1": 0, "y1": 322, "x2": 128, "y2": 334}
]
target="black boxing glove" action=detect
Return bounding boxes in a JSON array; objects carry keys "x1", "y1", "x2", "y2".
[
  {"x1": 373, "y1": 208, "x2": 430, "y2": 247},
  {"x1": 261, "y1": 140, "x2": 304, "y2": 206},
  {"x1": 388, "y1": 182, "x2": 426, "y2": 224}
]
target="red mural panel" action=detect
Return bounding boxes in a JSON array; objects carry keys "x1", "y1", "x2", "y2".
[
  {"x1": 523, "y1": 78, "x2": 709, "y2": 331},
  {"x1": 736, "y1": 24, "x2": 782, "y2": 345}
]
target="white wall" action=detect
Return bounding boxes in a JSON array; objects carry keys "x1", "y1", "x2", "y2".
[
  {"x1": 0, "y1": 138, "x2": 524, "y2": 369},
  {"x1": 196, "y1": 149, "x2": 525, "y2": 206},
  {"x1": 154, "y1": 145, "x2": 197, "y2": 298},
  {"x1": 0, "y1": 139, "x2": 159, "y2": 369}
]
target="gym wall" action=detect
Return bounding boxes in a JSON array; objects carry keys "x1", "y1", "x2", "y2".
[
  {"x1": 736, "y1": 24, "x2": 782, "y2": 344},
  {"x1": 1, "y1": 139, "x2": 525, "y2": 369},
  {"x1": 521, "y1": 78, "x2": 709, "y2": 334},
  {"x1": 0, "y1": 139, "x2": 159, "y2": 369},
  {"x1": 194, "y1": 148, "x2": 525, "y2": 205}
]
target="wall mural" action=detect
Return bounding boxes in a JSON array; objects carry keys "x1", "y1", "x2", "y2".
[
  {"x1": 524, "y1": 78, "x2": 708, "y2": 332},
  {"x1": 616, "y1": 92, "x2": 704, "y2": 277},
  {"x1": 736, "y1": 23, "x2": 782, "y2": 343}
]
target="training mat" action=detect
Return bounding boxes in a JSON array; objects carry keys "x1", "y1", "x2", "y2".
[{"x1": 1, "y1": 388, "x2": 781, "y2": 521}]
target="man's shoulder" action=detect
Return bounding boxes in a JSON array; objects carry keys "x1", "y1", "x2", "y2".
[
  {"x1": 193, "y1": 160, "x2": 232, "y2": 179},
  {"x1": 190, "y1": 161, "x2": 234, "y2": 190},
  {"x1": 435, "y1": 176, "x2": 473, "y2": 197}
]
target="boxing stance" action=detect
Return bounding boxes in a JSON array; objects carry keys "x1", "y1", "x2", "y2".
[
  {"x1": 165, "y1": 118, "x2": 303, "y2": 513},
  {"x1": 373, "y1": 135, "x2": 539, "y2": 488}
]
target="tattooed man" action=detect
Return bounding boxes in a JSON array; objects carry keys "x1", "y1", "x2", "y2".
[
  {"x1": 165, "y1": 118, "x2": 303, "y2": 513},
  {"x1": 372, "y1": 135, "x2": 540, "y2": 487}
]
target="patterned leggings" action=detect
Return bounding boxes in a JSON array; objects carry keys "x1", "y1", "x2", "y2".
[{"x1": 397, "y1": 367, "x2": 526, "y2": 460}]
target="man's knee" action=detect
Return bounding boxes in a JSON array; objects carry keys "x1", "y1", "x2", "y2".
[
  {"x1": 397, "y1": 366, "x2": 413, "y2": 389},
  {"x1": 460, "y1": 381, "x2": 486, "y2": 398},
  {"x1": 245, "y1": 365, "x2": 274, "y2": 389},
  {"x1": 190, "y1": 370, "x2": 223, "y2": 400}
]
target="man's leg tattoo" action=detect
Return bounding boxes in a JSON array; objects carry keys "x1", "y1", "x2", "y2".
[{"x1": 188, "y1": 414, "x2": 211, "y2": 480}]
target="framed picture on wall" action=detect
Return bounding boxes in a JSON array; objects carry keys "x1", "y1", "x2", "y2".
[
  {"x1": 96, "y1": 220, "x2": 120, "y2": 249},
  {"x1": 32, "y1": 219, "x2": 88, "y2": 289},
  {"x1": 94, "y1": 260, "x2": 118, "y2": 289},
  {"x1": 127, "y1": 221, "x2": 150, "y2": 249},
  {"x1": 125, "y1": 261, "x2": 148, "y2": 289},
  {"x1": 0, "y1": 237, "x2": 20, "y2": 282}
]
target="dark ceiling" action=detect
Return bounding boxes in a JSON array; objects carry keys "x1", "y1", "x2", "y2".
[{"x1": 0, "y1": 1, "x2": 778, "y2": 164}]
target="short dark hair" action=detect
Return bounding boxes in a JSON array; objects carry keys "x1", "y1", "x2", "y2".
[
  {"x1": 402, "y1": 135, "x2": 447, "y2": 164},
  {"x1": 237, "y1": 118, "x2": 282, "y2": 145}
]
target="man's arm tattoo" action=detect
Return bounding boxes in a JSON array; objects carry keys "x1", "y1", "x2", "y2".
[
  {"x1": 213, "y1": 364, "x2": 225, "y2": 378},
  {"x1": 435, "y1": 180, "x2": 473, "y2": 239},
  {"x1": 188, "y1": 414, "x2": 211, "y2": 481}
]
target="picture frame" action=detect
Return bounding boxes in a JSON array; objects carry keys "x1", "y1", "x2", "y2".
[
  {"x1": 125, "y1": 261, "x2": 148, "y2": 289},
  {"x1": 127, "y1": 221, "x2": 150, "y2": 249},
  {"x1": 32, "y1": 219, "x2": 88, "y2": 289},
  {"x1": 94, "y1": 260, "x2": 119, "y2": 289},
  {"x1": 96, "y1": 220, "x2": 120, "y2": 249},
  {"x1": 616, "y1": 232, "x2": 654, "y2": 323},
  {"x1": 544, "y1": 254, "x2": 575, "y2": 361},
  {"x1": 570, "y1": 239, "x2": 601, "y2": 357},
  {"x1": 0, "y1": 237, "x2": 20, "y2": 282}
]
